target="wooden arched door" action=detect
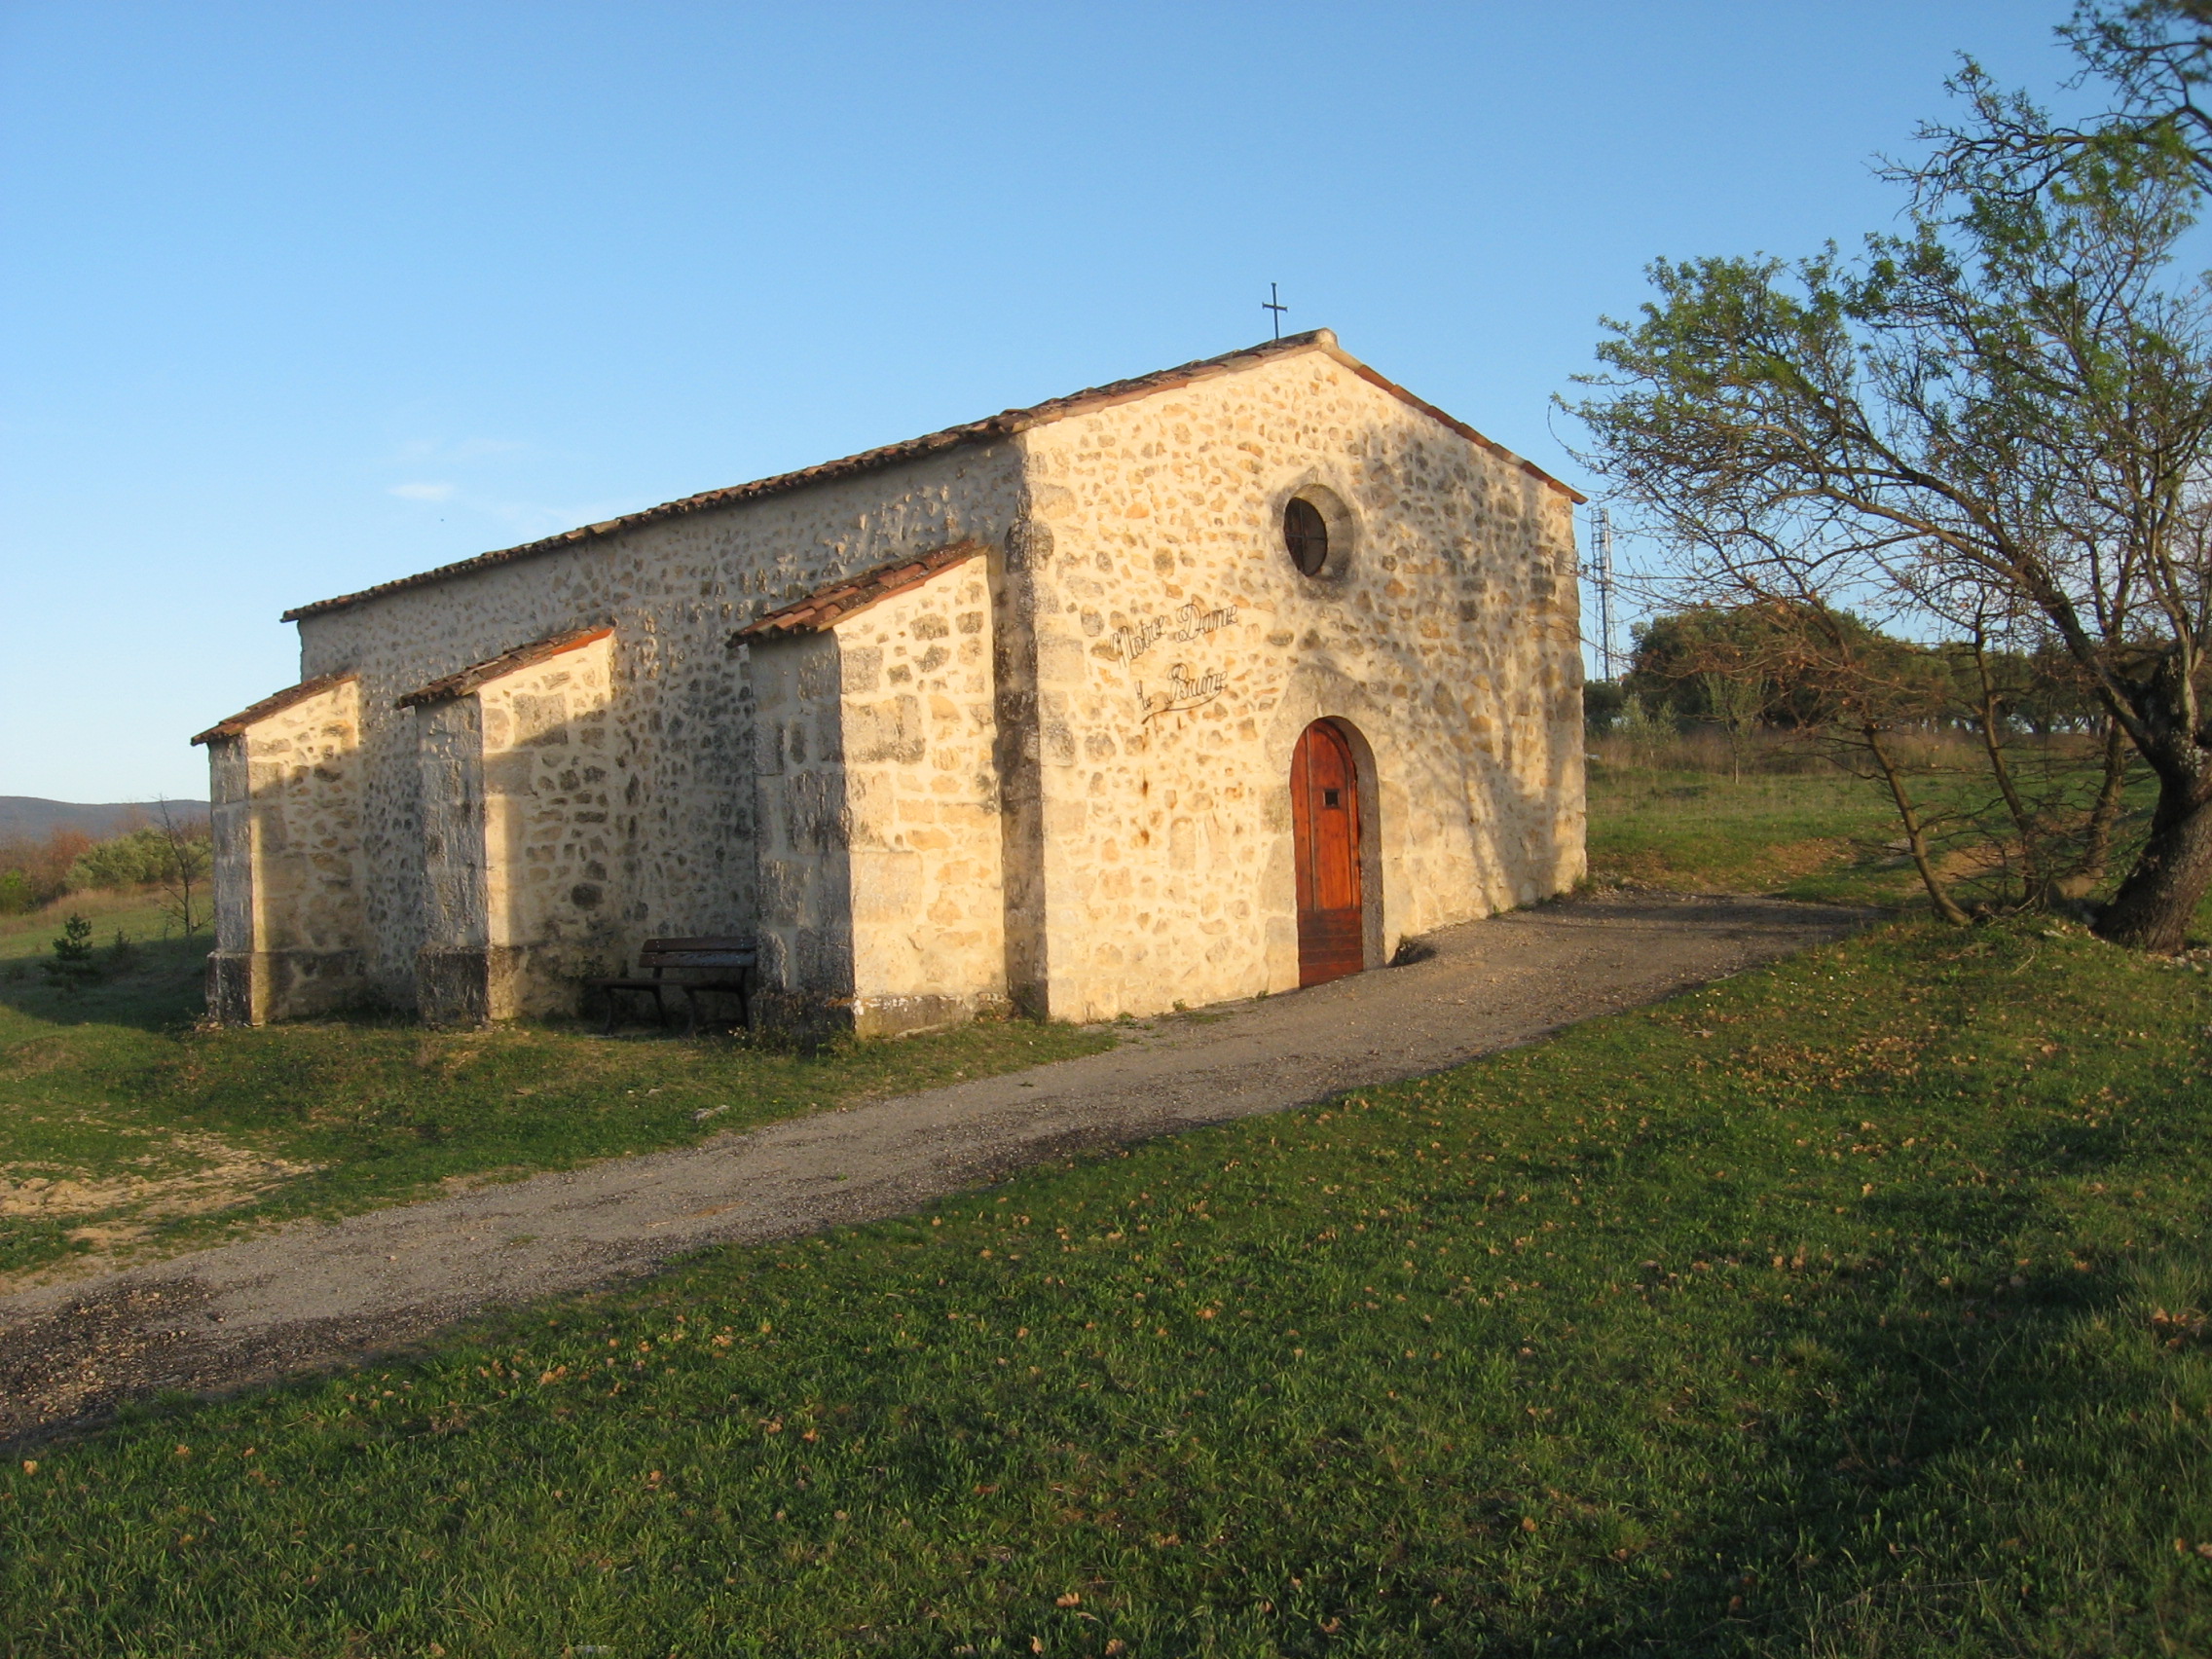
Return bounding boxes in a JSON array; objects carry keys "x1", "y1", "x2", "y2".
[{"x1": 1291, "y1": 719, "x2": 1364, "y2": 986}]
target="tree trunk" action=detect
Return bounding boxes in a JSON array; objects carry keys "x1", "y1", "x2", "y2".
[
  {"x1": 1864, "y1": 723, "x2": 1972, "y2": 927},
  {"x1": 1968, "y1": 639, "x2": 2045, "y2": 897},
  {"x1": 2096, "y1": 770, "x2": 2212, "y2": 952},
  {"x1": 2059, "y1": 721, "x2": 2131, "y2": 898}
]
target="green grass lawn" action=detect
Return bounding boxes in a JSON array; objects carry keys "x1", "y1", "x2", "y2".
[
  {"x1": 0, "y1": 927, "x2": 1109, "y2": 1285},
  {"x1": 8, "y1": 921, "x2": 2212, "y2": 1650},
  {"x1": 9, "y1": 778, "x2": 2212, "y2": 1654},
  {"x1": 1584, "y1": 755, "x2": 2212, "y2": 939},
  {"x1": 0, "y1": 893, "x2": 190, "y2": 959},
  {"x1": 1585, "y1": 764, "x2": 1923, "y2": 905}
]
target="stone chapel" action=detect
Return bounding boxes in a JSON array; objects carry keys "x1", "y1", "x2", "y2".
[{"x1": 192, "y1": 330, "x2": 1588, "y2": 1034}]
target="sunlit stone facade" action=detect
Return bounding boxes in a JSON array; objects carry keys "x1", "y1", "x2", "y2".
[{"x1": 195, "y1": 331, "x2": 1586, "y2": 1033}]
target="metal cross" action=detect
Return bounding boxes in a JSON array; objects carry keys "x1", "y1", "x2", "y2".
[{"x1": 1263, "y1": 282, "x2": 1287, "y2": 340}]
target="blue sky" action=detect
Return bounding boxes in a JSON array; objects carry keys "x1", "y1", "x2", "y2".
[{"x1": 1, "y1": 1, "x2": 2081, "y2": 801}]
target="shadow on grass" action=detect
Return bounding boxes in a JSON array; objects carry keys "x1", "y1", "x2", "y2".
[
  {"x1": 0, "y1": 932, "x2": 212, "y2": 1032},
  {"x1": 6, "y1": 919, "x2": 2206, "y2": 1653},
  {"x1": 1567, "y1": 1168, "x2": 2206, "y2": 1651}
]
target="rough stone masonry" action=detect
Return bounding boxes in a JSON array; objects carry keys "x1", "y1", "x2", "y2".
[{"x1": 192, "y1": 330, "x2": 1589, "y2": 1035}]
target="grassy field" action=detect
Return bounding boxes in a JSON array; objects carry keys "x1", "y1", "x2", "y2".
[
  {"x1": 1585, "y1": 764, "x2": 1925, "y2": 906},
  {"x1": 4, "y1": 773, "x2": 2212, "y2": 1652},
  {"x1": 1584, "y1": 747, "x2": 2212, "y2": 934},
  {"x1": 0, "y1": 921, "x2": 1109, "y2": 1286},
  {"x1": 0, "y1": 893, "x2": 189, "y2": 958},
  {"x1": 6, "y1": 920, "x2": 2209, "y2": 1654}
]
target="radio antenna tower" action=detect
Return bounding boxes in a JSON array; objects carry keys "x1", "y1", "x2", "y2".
[{"x1": 1588, "y1": 506, "x2": 1618, "y2": 682}]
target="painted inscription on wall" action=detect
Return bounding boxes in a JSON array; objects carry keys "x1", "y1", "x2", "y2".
[
  {"x1": 1116, "y1": 599, "x2": 1239, "y2": 722},
  {"x1": 1140, "y1": 665, "x2": 1230, "y2": 721},
  {"x1": 1111, "y1": 601, "x2": 1237, "y2": 665}
]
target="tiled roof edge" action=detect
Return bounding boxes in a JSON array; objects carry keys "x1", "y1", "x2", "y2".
[
  {"x1": 281, "y1": 330, "x2": 1580, "y2": 622},
  {"x1": 732, "y1": 541, "x2": 987, "y2": 643},
  {"x1": 393, "y1": 626, "x2": 613, "y2": 710},
  {"x1": 1321, "y1": 348, "x2": 1588, "y2": 504},
  {"x1": 191, "y1": 672, "x2": 358, "y2": 747}
]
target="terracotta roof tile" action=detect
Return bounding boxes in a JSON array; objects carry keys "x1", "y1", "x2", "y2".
[
  {"x1": 191, "y1": 673, "x2": 358, "y2": 747},
  {"x1": 280, "y1": 330, "x2": 1582, "y2": 623},
  {"x1": 393, "y1": 626, "x2": 613, "y2": 710},
  {"x1": 733, "y1": 542, "x2": 986, "y2": 642}
]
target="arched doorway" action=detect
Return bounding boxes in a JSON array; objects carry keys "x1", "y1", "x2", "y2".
[{"x1": 1291, "y1": 719, "x2": 1365, "y2": 987}]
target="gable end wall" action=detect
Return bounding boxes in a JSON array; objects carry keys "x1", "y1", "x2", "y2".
[{"x1": 1013, "y1": 350, "x2": 1583, "y2": 1020}]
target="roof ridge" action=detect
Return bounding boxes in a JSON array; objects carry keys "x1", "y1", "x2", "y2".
[{"x1": 281, "y1": 331, "x2": 1579, "y2": 622}]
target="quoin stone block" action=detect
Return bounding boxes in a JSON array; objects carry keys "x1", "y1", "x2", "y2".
[{"x1": 194, "y1": 331, "x2": 1587, "y2": 1032}]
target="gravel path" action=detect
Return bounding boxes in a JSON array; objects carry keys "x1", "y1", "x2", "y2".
[{"x1": 0, "y1": 892, "x2": 1868, "y2": 1442}]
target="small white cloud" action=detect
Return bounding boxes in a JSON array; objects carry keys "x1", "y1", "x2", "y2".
[{"x1": 388, "y1": 482, "x2": 458, "y2": 502}]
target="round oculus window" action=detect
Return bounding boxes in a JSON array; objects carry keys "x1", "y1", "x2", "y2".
[{"x1": 1284, "y1": 497, "x2": 1329, "y2": 576}]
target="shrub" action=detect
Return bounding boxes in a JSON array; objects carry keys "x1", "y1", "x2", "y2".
[
  {"x1": 42, "y1": 914, "x2": 101, "y2": 993},
  {"x1": 69, "y1": 828, "x2": 177, "y2": 891},
  {"x1": 0, "y1": 830, "x2": 92, "y2": 912}
]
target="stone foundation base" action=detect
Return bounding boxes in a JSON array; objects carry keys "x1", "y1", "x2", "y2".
[
  {"x1": 415, "y1": 945, "x2": 529, "y2": 1026},
  {"x1": 205, "y1": 948, "x2": 367, "y2": 1026},
  {"x1": 753, "y1": 987, "x2": 1012, "y2": 1042},
  {"x1": 414, "y1": 946, "x2": 616, "y2": 1025}
]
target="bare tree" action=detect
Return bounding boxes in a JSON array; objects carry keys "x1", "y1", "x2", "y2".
[
  {"x1": 1571, "y1": 69, "x2": 2212, "y2": 950},
  {"x1": 151, "y1": 798, "x2": 209, "y2": 939}
]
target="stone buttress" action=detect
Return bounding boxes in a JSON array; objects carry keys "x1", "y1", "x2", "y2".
[
  {"x1": 396, "y1": 628, "x2": 621, "y2": 1024},
  {"x1": 193, "y1": 675, "x2": 369, "y2": 1024},
  {"x1": 740, "y1": 544, "x2": 1008, "y2": 1037}
]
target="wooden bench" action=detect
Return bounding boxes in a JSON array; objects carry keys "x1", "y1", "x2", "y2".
[{"x1": 584, "y1": 937, "x2": 756, "y2": 1036}]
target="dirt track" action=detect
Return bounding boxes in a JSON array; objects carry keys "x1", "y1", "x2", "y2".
[{"x1": 0, "y1": 892, "x2": 1869, "y2": 1443}]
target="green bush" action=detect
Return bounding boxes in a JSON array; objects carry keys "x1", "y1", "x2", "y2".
[
  {"x1": 41, "y1": 913, "x2": 100, "y2": 992},
  {"x1": 1582, "y1": 678, "x2": 1627, "y2": 735},
  {"x1": 68, "y1": 829, "x2": 166, "y2": 890},
  {"x1": 65, "y1": 826, "x2": 210, "y2": 894}
]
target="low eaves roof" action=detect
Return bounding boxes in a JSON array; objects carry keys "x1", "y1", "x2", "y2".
[
  {"x1": 190, "y1": 672, "x2": 358, "y2": 747},
  {"x1": 393, "y1": 626, "x2": 612, "y2": 709},
  {"x1": 732, "y1": 541, "x2": 985, "y2": 642},
  {"x1": 281, "y1": 329, "x2": 1584, "y2": 623}
]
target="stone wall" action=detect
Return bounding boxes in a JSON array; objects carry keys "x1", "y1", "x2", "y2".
[
  {"x1": 1012, "y1": 347, "x2": 1584, "y2": 1021},
  {"x1": 289, "y1": 444, "x2": 1029, "y2": 1012},
  {"x1": 751, "y1": 556, "x2": 1006, "y2": 1036},
  {"x1": 203, "y1": 677, "x2": 368, "y2": 1023}
]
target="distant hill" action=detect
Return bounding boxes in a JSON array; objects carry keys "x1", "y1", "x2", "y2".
[{"x1": 0, "y1": 796, "x2": 211, "y2": 845}]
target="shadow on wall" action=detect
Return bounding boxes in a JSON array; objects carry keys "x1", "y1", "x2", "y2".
[
  {"x1": 747, "y1": 626, "x2": 858, "y2": 1039},
  {"x1": 202, "y1": 639, "x2": 646, "y2": 1030}
]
